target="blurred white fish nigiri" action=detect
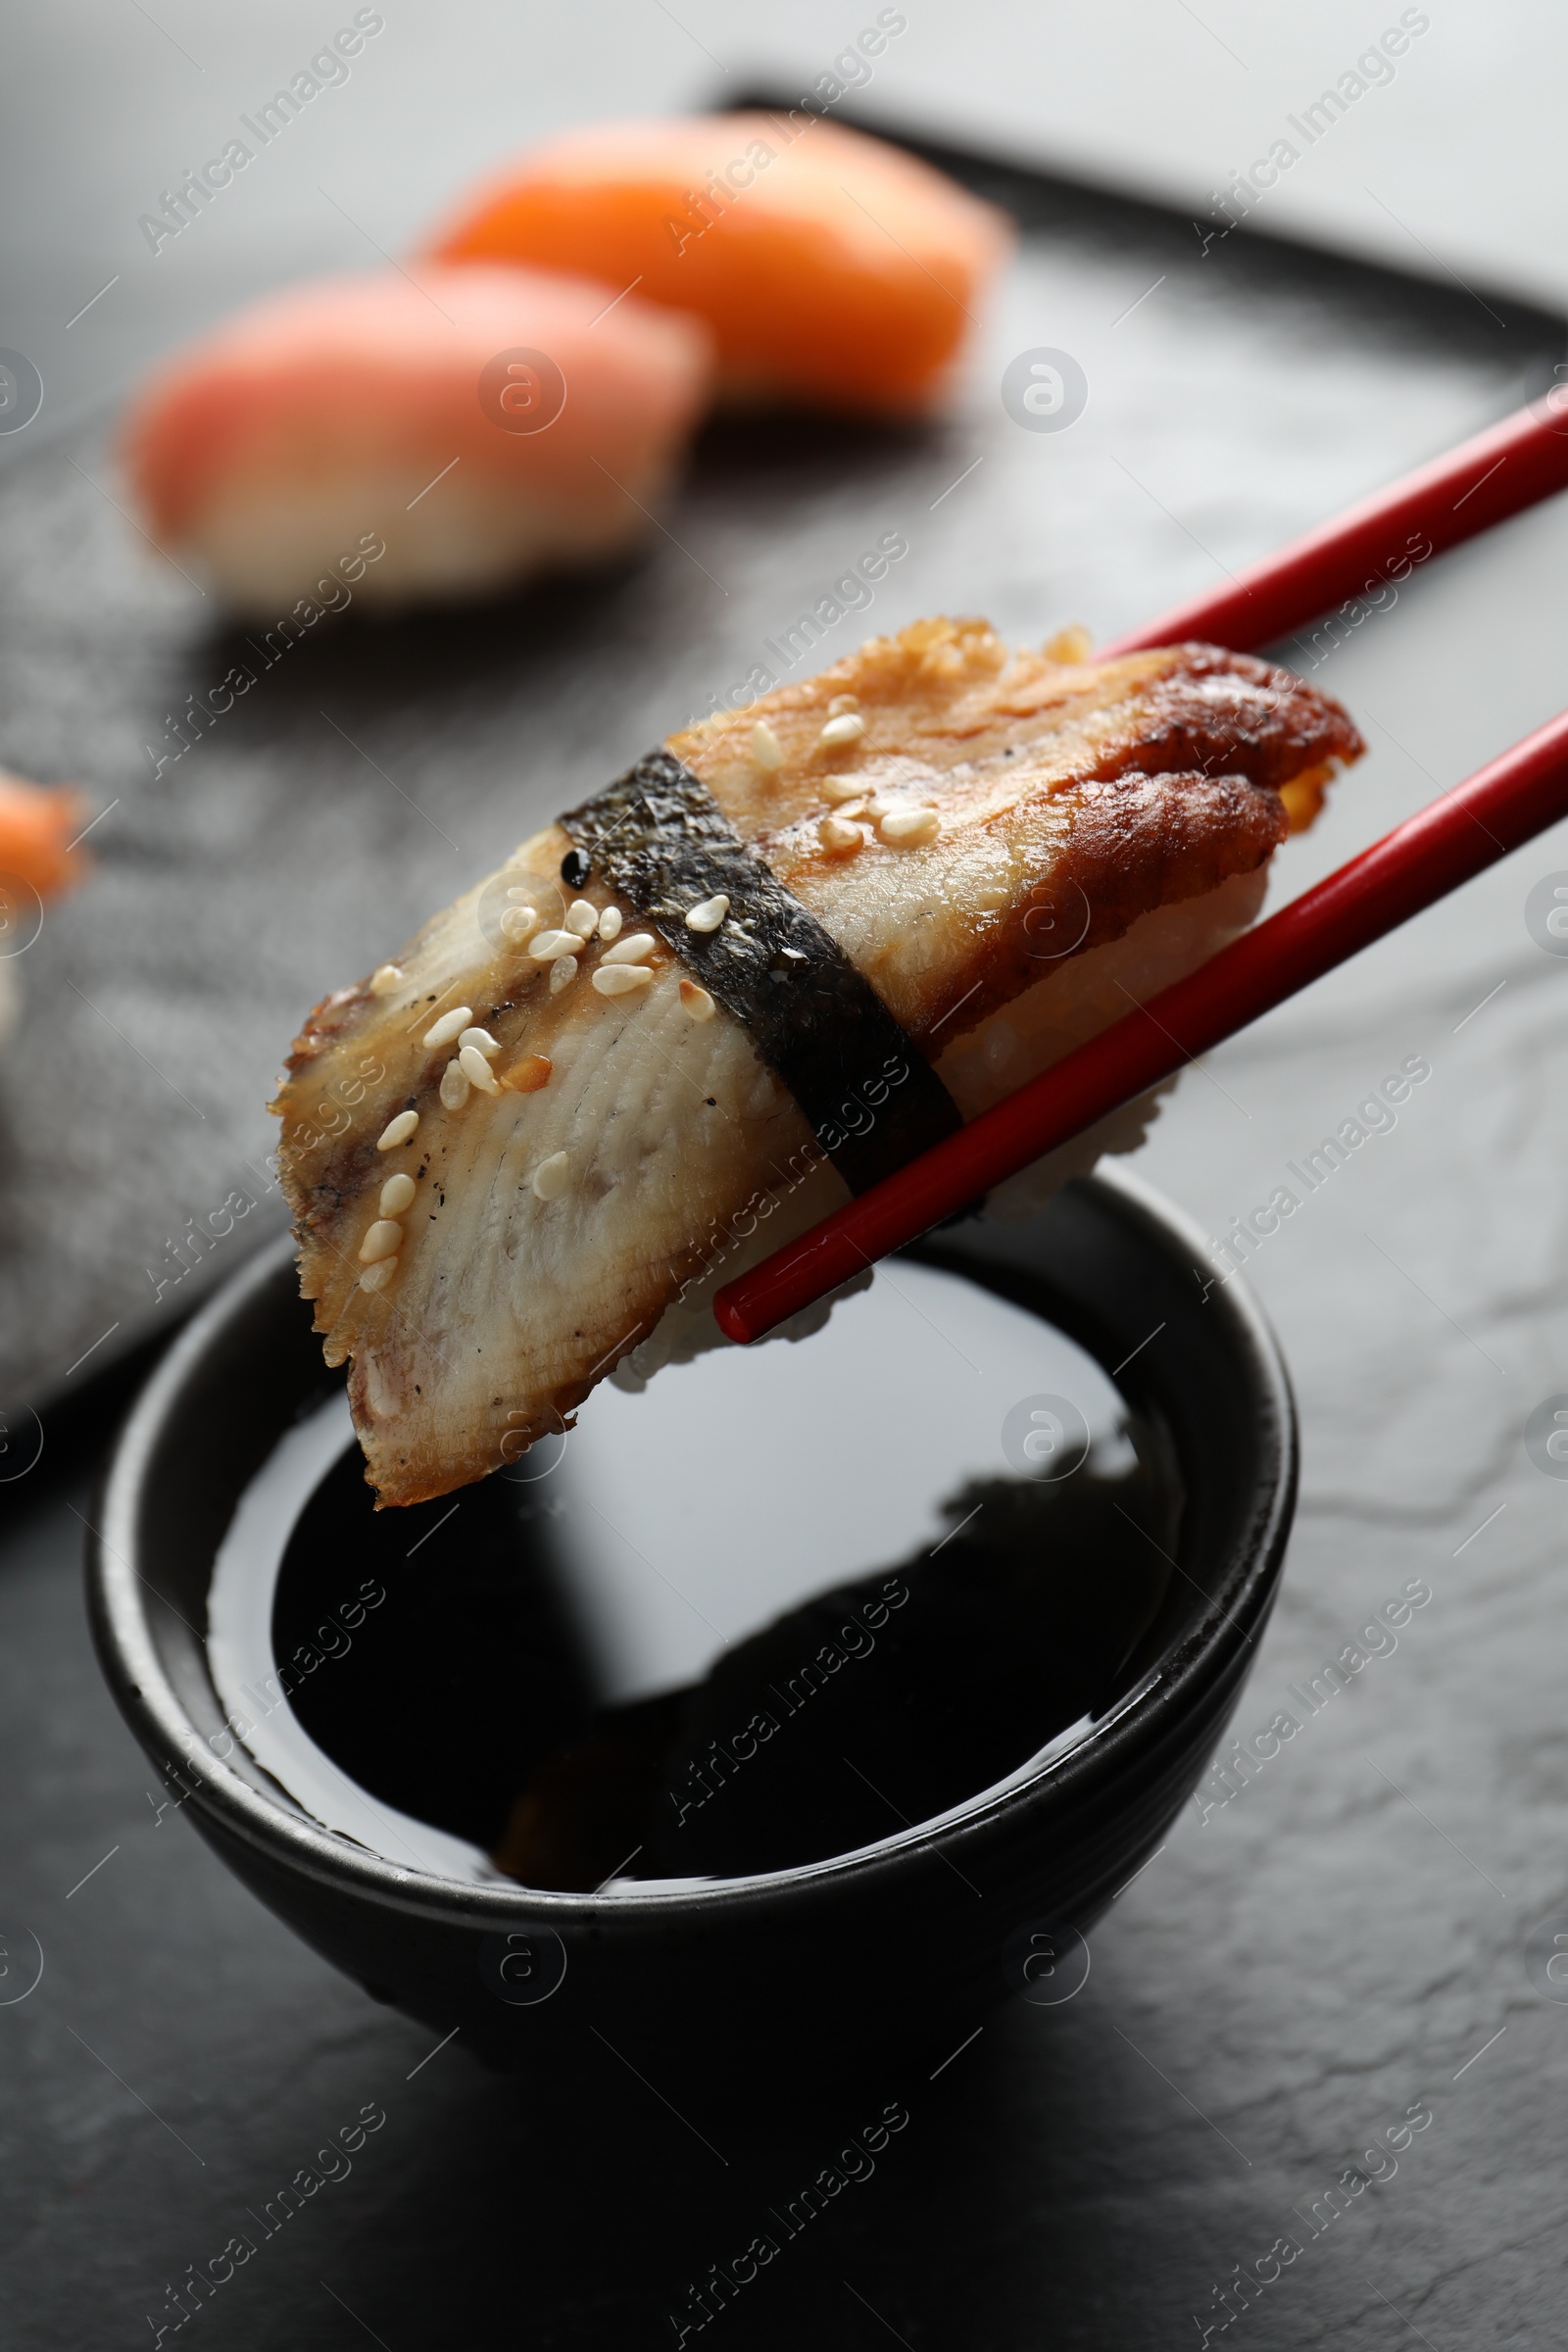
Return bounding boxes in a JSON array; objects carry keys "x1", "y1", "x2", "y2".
[{"x1": 122, "y1": 265, "x2": 713, "y2": 614}]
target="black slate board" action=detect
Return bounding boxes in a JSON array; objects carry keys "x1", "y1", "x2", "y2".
[
  {"x1": 0, "y1": 117, "x2": 1557, "y2": 1414},
  {"x1": 10, "y1": 114, "x2": 1568, "y2": 2352}
]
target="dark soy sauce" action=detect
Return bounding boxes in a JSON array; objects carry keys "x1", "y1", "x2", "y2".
[{"x1": 261, "y1": 1261, "x2": 1182, "y2": 1889}]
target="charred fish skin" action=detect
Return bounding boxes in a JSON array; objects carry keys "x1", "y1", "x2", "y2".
[
  {"x1": 672, "y1": 629, "x2": 1360, "y2": 1045},
  {"x1": 271, "y1": 620, "x2": 1362, "y2": 1508}
]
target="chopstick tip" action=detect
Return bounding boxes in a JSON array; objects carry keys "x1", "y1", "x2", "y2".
[{"x1": 712, "y1": 1290, "x2": 756, "y2": 1345}]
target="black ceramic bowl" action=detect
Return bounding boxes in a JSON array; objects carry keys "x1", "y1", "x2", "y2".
[{"x1": 87, "y1": 1170, "x2": 1295, "y2": 2074}]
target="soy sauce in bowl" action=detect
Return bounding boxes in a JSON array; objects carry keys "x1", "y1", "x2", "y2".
[{"x1": 211, "y1": 1259, "x2": 1181, "y2": 1894}]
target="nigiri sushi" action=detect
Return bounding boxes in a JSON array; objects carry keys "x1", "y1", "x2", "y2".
[
  {"x1": 272, "y1": 619, "x2": 1361, "y2": 1508},
  {"x1": 122, "y1": 267, "x2": 712, "y2": 614},
  {"x1": 421, "y1": 114, "x2": 1010, "y2": 417},
  {"x1": 0, "y1": 770, "x2": 89, "y2": 1046},
  {"x1": 0, "y1": 771, "x2": 89, "y2": 902}
]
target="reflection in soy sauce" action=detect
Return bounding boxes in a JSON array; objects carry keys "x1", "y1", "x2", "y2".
[{"x1": 275, "y1": 1422, "x2": 1179, "y2": 1891}]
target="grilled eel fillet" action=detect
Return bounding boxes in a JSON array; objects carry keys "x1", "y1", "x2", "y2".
[{"x1": 272, "y1": 618, "x2": 1362, "y2": 1504}]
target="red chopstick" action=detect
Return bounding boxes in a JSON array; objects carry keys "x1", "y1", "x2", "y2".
[
  {"x1": 715, "y1": 395, "x2": 1568, "y2": 1345},
  {"x1": 1098, "y1": 392, "x2": 1568, "y2": 659},
  {"x1": 716, "y1": 397, "x2": 1568, "y2": 1344},
  {"x1": 715, "y1": 708, "x2": 1568, "y2": 1343}
]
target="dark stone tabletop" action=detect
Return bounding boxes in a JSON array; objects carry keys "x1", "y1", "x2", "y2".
[{"x1": 4, "y1": 12, "x2": 1568, "y2": 2348}]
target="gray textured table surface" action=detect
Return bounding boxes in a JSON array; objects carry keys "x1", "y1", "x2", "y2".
[
  {"x1": 7, "y1": 38, "x2": 1568, "y2": 2352},
  {"x1": 0, "y1": 198, "x2": 1554, "y2": 1409}
]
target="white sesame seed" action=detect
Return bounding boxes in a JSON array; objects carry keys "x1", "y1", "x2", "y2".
[
  {"x1": 460, "y1": 1043, "x2": 501, "y2": 1093},
  {"x1": 685, "y1": 893, "x2": 729, "y2": 933},
  {"x1": 506, "y1": 883, "x2": 533, "y2": 900},
  {"x1": 827, "y1": 693, "x2": 859, "y2": 715},
  {"x1": 601, "y1": 931, "x2": 657, "y2": 966},
  {"x1": 500, "y1": 905, "x2": 537, "y2": 945},
  {"x1": 549, "y1": 956, "x2": 578, "y2": 996},
  {"x1": 379, "y1": 1173, "x2": 416, "y2": 1215},
  {"x1": 375, "y1": 1109, "x2": 418, "y2": 1152},
  {"x1": 751, "y1": 719, "x2": 783, "y2": 770},
  {"x1": 424, "y1": 1004, "x2": 472, "y2": 1049},
  {"x1": 593, "y1": 962, "x2": 655, "y2": 996},
  {"x1": 359, "y1": 1258, "x2": 397, "y2": 1294},
  {"x1": 532, "y1": 1151, "x2": 571, "y2": 1200},
  {"x1": 679, "y1": 979, "x2": 715, "y2": 1021},
  {"x1": 439, "y1": 1058, "x2": 471, "y2": 1110},
  {"x1": 817, "y1": 813, "x2": 864, "y2": 854},
  {"x1": 529, "y1": 929, "x2": 581, "y2": 960},
  {"x1": 458, "y1": 1026, "x2": 501, "y2": 1057},
  {"x1": 820, "y1": 773, "x2": 865, "y2": 806},
  {"x1": 1045, "y1": 624, "x2": 1094, "y2": 664},
  {"x1": 369, "y1": 962, "x2": 404, "y2": 995},
  {"x1": 597, "y1": 906, "x2": 622, "y2": 941},
  {"x1": 359, "y1": 1218, "x2": 402, "y2": 1264},
  {"x1": 818, "y1": 711, "x2": 865, "y2": 748},
  {"x1": 878, "y1": 806, "x2": 942, "y2": 848},
  {"x1": 565, "y1": 899, "x2": 599, "y2": 938}
]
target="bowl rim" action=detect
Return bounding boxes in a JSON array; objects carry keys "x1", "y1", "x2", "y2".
[{"x1": 88, "y1": 1165, "x2": 1297, "y2": 1931}]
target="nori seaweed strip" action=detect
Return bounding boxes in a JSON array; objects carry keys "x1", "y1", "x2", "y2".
[{"x1": 562, "y1": 751, "x2": 962, "y2": 1196}]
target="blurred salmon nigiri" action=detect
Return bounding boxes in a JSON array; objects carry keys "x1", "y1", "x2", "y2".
[
  {"x1": 422, "y1": 114, "x2": 1011, "y2": 417},
  {"x1": 122, "y1": 266, "x2": 712, "y2": 614},
  {"x1": 0, "y1": 770, "x2": 89, "y2": 1046},
  {"x1": 0, "y1": 771, "x2": 88, "y2": 903}
]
